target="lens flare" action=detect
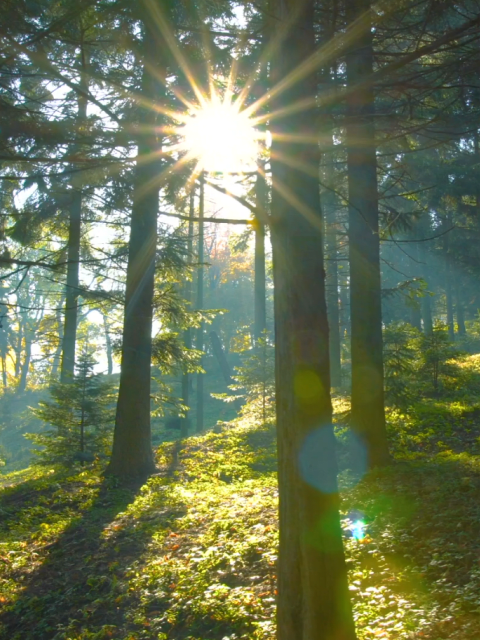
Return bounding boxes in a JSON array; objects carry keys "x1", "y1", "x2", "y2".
[{"x1": 352, "y1": 520, "x2": 366, "y2": 541}]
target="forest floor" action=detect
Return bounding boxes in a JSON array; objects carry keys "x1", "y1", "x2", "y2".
[{"x1": 1, "y1": 356, "x2": 480, "y2": 639}]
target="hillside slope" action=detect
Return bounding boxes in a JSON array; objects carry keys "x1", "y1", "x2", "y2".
[{"x1": 1, "y1": 397, "x2": 480, "y2": 639}]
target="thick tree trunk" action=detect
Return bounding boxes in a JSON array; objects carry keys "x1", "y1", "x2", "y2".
[
  {"x1": 60, "y1": 44, "x2": 88, "y2": 383},
  {"x1": 106, "y1": 10, "x2": 166, "y2": 478},
  {"x1": 345, "y1": 0, "x2": 389, "y2": 468},
  {"x1": 270, "y1": 1, "x2": 356, "y2": 639},
  {"x1": 196, "y1": 172, "x2": 205, "y2": 433}
]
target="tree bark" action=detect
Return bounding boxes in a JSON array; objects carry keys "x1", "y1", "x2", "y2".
[
  {"x1": 106, "y1": 8, "x2": 166, "y2": 478},
  {"x1": 269, "y1": 1, "x2": 357, "y2": 639},
  {"x1": 60, "y1": 40, "x2": 88, "y2": 383},
  {"x1": 345, "y1": 0, "x2": 389, "y2": 468}
]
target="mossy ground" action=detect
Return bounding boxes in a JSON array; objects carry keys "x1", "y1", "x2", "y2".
[{"x1": 1, "y1": 357, "x2": 480, "y2": 639}]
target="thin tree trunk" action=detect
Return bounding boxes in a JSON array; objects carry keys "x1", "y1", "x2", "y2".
[
  {"x1": 106, "y1": 8, "x2": 166, "y2": 478},
  {"x1": 322, "y1": 126, "x2": 341, "y2": 388},
  {"x1": 444, "y1": 218, "x2": 454, "y2": 341},
  {"x1": 181, "y1": 190, "x2": 195, "y2": 439},
  {"x1": 254, "y1": 163, "x2": 267, "y2": 343},
  {"x1": 345, "y1": 0, "x2": 389, "y2": 468},
  {"x1": 50, "y1": 299, "x2": 65, "y2": 380},
  {"x1": 410, "y1": 305, "x2": 422, "y2": 331},
  {"x1": 18, "y1": 333, "x2": 31, "y2": 393},
  {"x1": 60, "y1": 41, "x2": 88, "y2": 383},
  {"x1": 196, "y1": 172, "x2": 205, "y2": 433},
  {"x1": 456, "y1": 281, "x2": 466, "y2": 336},
  {"x1": 102, "y1": 313, "x2": 113, "y2": 375},
  {"x1": 270, "y1": 1, "x2": 357, "y2": 639},
  {"x1": 418, "y1": 217, "x2": 433, "y2": 334},
  {"x1": 408, "y1": 238, "x2": 422, "y2": 330},
  {"x1": 14, "y1": 321, "x2": 23, "y2": 379}
]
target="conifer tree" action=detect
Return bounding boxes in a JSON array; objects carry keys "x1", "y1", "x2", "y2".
[{"x1": 27, "y1": 348, "x2": 114, "y2": 464}]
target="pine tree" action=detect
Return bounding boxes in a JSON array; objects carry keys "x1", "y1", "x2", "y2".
[{"x1": 27, "y1": 348, "x2": 114, "y2": 465}]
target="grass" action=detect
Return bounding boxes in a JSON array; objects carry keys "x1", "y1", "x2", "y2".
[{"x1": 1, "y1": 356, "x2": 480, "y2": 638}]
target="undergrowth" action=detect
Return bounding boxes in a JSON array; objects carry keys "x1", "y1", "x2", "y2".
[{"x1": 1, "y1": 356, "x2": 480, "y2": 639}]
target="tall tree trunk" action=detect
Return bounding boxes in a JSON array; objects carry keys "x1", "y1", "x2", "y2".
[
  {"x1": 60, "y1": 40, "x2": 88, "y2": 382},
  {"x1": 345, "y1": 0, "x2": 389, "y2": 468},
  {"x1": 196, "y1": 172, "x2": 205, "y2": 433},
  {"x1": 254, "y1": 163, "x2": 267, "y2": 343},
  {"x1": 270, "y1": 1, "x2": 356, "y2": 639},
  {"x1": 456, "y1": 281, "x2": 466, "y2": 336},
  {"x1": 106, "y1": 8, "x2": 166, "y2": 478},
  {"x1": 410, "y1": 304, "x2": 422, "y2": 331},
  {"x1": 50, "y1": 299, "x2": 65, "y2": 380},
  {"x1": 443, "y1": 218, "x2": 454, "y2": 341},
  {"x1": 14, "y1": 321, "x2": 23, "y2": 379},
  {"x1": 408, "y1": 237, "x2": 422, "y2": 330},
  {"x1": 18, "y1": 332, "x2": 31, "y2": 393},
  {"x1": 322, "y1": 127, "x2": 342, "y2": 388},
  {"x1": 418, "y1": 216, "x2": 433, "y2": 334},
  {"x1": 102, "y1": 313, "x2": 113, "y2": 375},
  {"x1": 181, "y1": 190, "x2": 195, "y2": 439}
]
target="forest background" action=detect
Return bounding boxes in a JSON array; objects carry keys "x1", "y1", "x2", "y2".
[{"x1": 2, "y1": 0, "x2": 480, "y2": 639}]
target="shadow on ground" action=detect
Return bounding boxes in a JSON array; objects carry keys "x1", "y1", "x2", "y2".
[{"x1": 0, "y1": 468, "x2": 185, "y2": 640}]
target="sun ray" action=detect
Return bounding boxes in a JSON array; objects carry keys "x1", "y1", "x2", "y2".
[
  {"x1": 242, "y1": 10, "x2": 374, "y2": 123},
  {"x1": 142, "y1": 0, "x2": 207, "y2": 107},
  {"x1": 270, "y1": 174, "x2": 323, "y2": 232}
]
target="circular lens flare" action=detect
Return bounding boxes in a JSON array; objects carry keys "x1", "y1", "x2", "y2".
[{"x1": 182, "y1": 97, "x2": 259, "y2": 173}]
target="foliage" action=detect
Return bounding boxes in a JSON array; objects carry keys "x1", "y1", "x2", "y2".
[
  {"x1": 2, "y1": 354, "x2": 480, "y2": 639},
  {"x1": 418, "y1": 322, "x2": 459, "y2": 393},
  {"x1": 25, "y1": 349, "x2": 115, "y2": 465},
  {"x1": 215, "y1": 333, "x2": 275, "y2": 426},
  {"x1": 383, "y1": 322, "x2": 419, "y2": 409}
]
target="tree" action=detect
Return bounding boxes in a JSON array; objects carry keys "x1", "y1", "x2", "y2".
[
  {"x1": 106, "y1": 1, "x2": 170, "y2": 478},
  {"x1": 269, "y1": 0, "x2": 356, "y2": 638},
  {"x1": 345, "y1": 0, "x2": 389, "y2": 468},
  {"x1": 60, "y1": 28, "x2": 89, "y2": 383},
  {"x1": 27, "y1": 347, "x2": 114, "y2": 464}
]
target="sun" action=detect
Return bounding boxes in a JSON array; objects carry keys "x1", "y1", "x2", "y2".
[{"x1": 182, "y1": 95, "x2": 260, "y2": 174}]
